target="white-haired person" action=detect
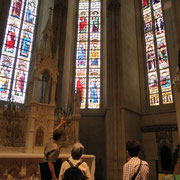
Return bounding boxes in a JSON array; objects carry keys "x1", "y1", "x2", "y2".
[{"x1": 59, "y1": 142, "x2": 91, "y2": 180}]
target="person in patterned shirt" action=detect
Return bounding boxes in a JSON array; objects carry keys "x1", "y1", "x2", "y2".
[{"x1": 123, "y1": 140, "x2": 149, "y2": 180}]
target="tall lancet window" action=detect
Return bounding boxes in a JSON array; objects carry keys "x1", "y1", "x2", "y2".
[
  {"x1": 75, "y1": 0, "x2": 101, "y2": 109},
  {"x1": 0, "y1": 0, "x2": 39, "y2": 103},
  {"x1": 142, "y1": 0, "x2": 173, "y2": 106}
]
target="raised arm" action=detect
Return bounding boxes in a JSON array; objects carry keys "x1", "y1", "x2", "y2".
[{"x1": 54, "y1": 117, "x2": 66, "y2": 132}]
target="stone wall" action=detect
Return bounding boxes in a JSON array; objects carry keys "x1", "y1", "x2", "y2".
[
  {"x1": 79, "y1": 114, "x2": 106, "y2": 180},
  {"x1": 141, "y1": 112, "x2": 179, "y2": 179},
  {"x1": 120, "y1": 0, "x2": 141, "y2": 111}
]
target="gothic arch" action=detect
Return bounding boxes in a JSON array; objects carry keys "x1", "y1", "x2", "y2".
[{"x1": 35, "y1": 126, "x2": 44, "y2": 147}]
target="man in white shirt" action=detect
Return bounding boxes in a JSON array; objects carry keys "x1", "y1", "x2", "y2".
[{"x1": 123, "y1": 140, "x2": 149, "y2": 180}]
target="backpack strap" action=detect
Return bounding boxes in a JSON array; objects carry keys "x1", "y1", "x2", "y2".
[
  {"x1": 47, "y1": 150, "x2": 55, "y2": 161},
  {"x1": 67, "y1": 159, "x2": 74, "y2": 167},
  {"x1": 75, "y1": 161, "x2": 82, "y2": 168},
  {"x1": 132, "y1": 160, "x2": 142, "y2": 180},
  {"x1": 66, "y1": 159, "x2": 82, "y2": 168}
]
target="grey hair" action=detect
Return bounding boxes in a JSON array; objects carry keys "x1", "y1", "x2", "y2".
[{"x1": 71, "y1": 142, "x2": 84, "y2": 160}]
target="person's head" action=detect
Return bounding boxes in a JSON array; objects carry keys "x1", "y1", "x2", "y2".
[
  {"x1": 126, "y1": 140, "x2": 140, "y2": 157},
  {"x1": 53, "y1": 129, "x2": 63, "y2": 141},
  {"x1": 71, "y1": 142, "x2": 84, "y2": 160}
]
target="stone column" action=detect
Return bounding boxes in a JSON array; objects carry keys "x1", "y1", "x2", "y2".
[
  {"x1": 106, "y1": 1, "x2": 126, "y2": 180},
  {"x1": 171, "y1": 0, "x2": 180, "y2": 49},
  {"x1": 32, "y1": 78, "x2": 39, "y2": 101},
  {"x1": 50, "y1": 81, "x2": 57, "y2": 105},
  {"x1": 25, "y1": 108, "x2": 36, "y2": 153},
  {"x1": 45, "y1": 79, "x2": 50, "y2": 103},
  {"x1": 52, "y1": 0, "x2": 68, "y2": 107},
  {"x1": 27, "y1": 80, "x2": 33, "y2": 103},
  {"x1": 72, "y1": 114, "x2": 81, "y2": 141},
  {"x1": 173, "y1": 72, "x2": 180, "y2": 143},
  {"x1": 60, "y1": 0, "x2": 76, "y2": 107}
]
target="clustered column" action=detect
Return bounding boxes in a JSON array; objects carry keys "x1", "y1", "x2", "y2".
[{"x1": 106, "y1": 1, "x2": 126, "y2": 180}]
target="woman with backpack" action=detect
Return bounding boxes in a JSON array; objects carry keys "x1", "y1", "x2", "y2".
[{"x1": 59, "y1": 142, "x2": 91, "y2": 180}]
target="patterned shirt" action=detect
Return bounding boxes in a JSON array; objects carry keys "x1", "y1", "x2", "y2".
[{"x1": 123, "y1": 157, "x2": 149, "y2": 180}]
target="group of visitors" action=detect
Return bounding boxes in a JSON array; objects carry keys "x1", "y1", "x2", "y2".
[{"x1": 43, "y1": 117, "x2": 149, "y2": 180}]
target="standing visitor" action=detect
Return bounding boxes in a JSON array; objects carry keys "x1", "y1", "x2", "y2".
[{"x1": 123, "y1": 140, "x2": 149, "y2": 180}]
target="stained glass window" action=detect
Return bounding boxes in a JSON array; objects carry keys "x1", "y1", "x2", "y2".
[
  {"x1": 0, "y1": 0, "x2": 39, "y2": 103},
  {"x1": 142, "y1": 0, "x2": 173, "y2": 106},
  {"x1": 75, "y1": 0, "x2": 101, "y2": 109}
]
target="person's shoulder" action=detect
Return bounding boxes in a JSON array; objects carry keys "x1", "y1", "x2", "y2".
[
  {"x1": 81, "y1": 161, "x2": 88, "y2": 167},
  {"x1": 141, "y1": 160, "x2": 149, "y2": 166},
  {"x1": 62, "y1": 159, "x2": 71, "y2": 168},
  {"x1": 123, "y1": 160, "x2": 132, "y2": 168}
]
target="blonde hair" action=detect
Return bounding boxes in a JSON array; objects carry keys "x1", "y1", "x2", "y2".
[{"x1": 71, "y1": 142, "x2": 84, "y2": 160}]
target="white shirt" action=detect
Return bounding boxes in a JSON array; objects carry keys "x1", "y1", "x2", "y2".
[
  {"x1": 59, "y1": 156, "x2": 91, "y2": 180},
  {"x1": 123, "y1": 157, "x2": 149, "y2": 180}
]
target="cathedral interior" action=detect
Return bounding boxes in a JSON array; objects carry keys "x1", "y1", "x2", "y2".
[{"x1": 0, "y1": 0, "x2": 180, "y2": 179}]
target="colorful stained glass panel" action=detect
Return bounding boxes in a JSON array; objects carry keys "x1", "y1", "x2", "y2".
[
  {"x1": 16, "y1": 59, "x2": 30, "y2": 71},
  {"x1": 152, "y1": 0, "x2": 161, "y2": 6},
  {"x1": 75, "y1": 0, "x2": 101, "y2": 109},
  {"x1": 0, "y1": 0, "x2": 38, "y2": 103},
  {"x1": 12, "y1": 69, "x2": 28, "y2": 98},
  {"x1": 0, "y1": 66, "x2": 12, "y2": 90},
  {"x1": 162, "y1": 91, "x2": 173, "y2": 104},
  {"x1": 25, "y1": 0, "x2": 38, "y2": 24},
  {"x1": 160, "y1": 69, "x2": 171, "y2": 92},
  {"x1": 10, "y1": 0, "x2": 24, "y2": 19},
  {"x1": 19, "y1": 32, "x2": 32, "y2": 58},
  {"x1": 3, "y1": 26, "x2": 20, "y2": 56},
  {"x1": 150, "y1": 94, "x2": 159, "y2": 106},
  {"x1": 0, "y1": 55, "x2": 14, "y2": 68},
  {"x1": 148, "y1": 72, "x2": 159, "y2": 94},
  {"x1": 11, "y1": 88, "x2": 26, "y2": 103}
]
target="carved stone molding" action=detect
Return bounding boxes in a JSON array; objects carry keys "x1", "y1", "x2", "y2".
[
  {"x1": 141, "y1": 124, "x2": 178, "y2": 132},
  {"x1": 0, "y1": 158, "x2": 41, "y2": 179}
]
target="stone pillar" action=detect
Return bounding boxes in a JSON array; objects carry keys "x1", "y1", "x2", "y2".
[
  {"x1": 60, "y1": 0, "x2": 76, "y2": 107},
  {"x1": 27, "y1": 80, "x2": 33, "y2": 103},
  {"x1": 25, "y1": 106, "x2": 36, "y2": 153},
  {"x1": 171, "y1": 0, "x2": 180, "y2": 49},
  {"x1": 45, "y1": 80, "x2": 50, "y2": 103},
  {"x1": 72, "y1": 115, "x2": 80, "y2": 141},
  {"x1": 173, "y1": 72, "x2": 180, "y2": 143},
  {"x1": 50, "y1": 81, "x2": 57, "y2": 105},
  {"x1": 106, "y1": 1, "x2": 126, "y2": 180},
  {"x1": 32, "y1": 78, "x2": 39, "y2": 101},
  {"x1": 52, "y1": 0, "x2": 68, "y2": 107}
]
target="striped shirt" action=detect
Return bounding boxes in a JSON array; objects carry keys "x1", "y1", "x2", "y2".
[{"x1": 123, "y1": 157, "x2": 149, "y2": 180}]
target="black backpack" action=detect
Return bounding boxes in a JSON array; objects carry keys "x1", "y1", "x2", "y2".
[{"x1": 63, "y1": 159, "x2": 86, "y2": 180}]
